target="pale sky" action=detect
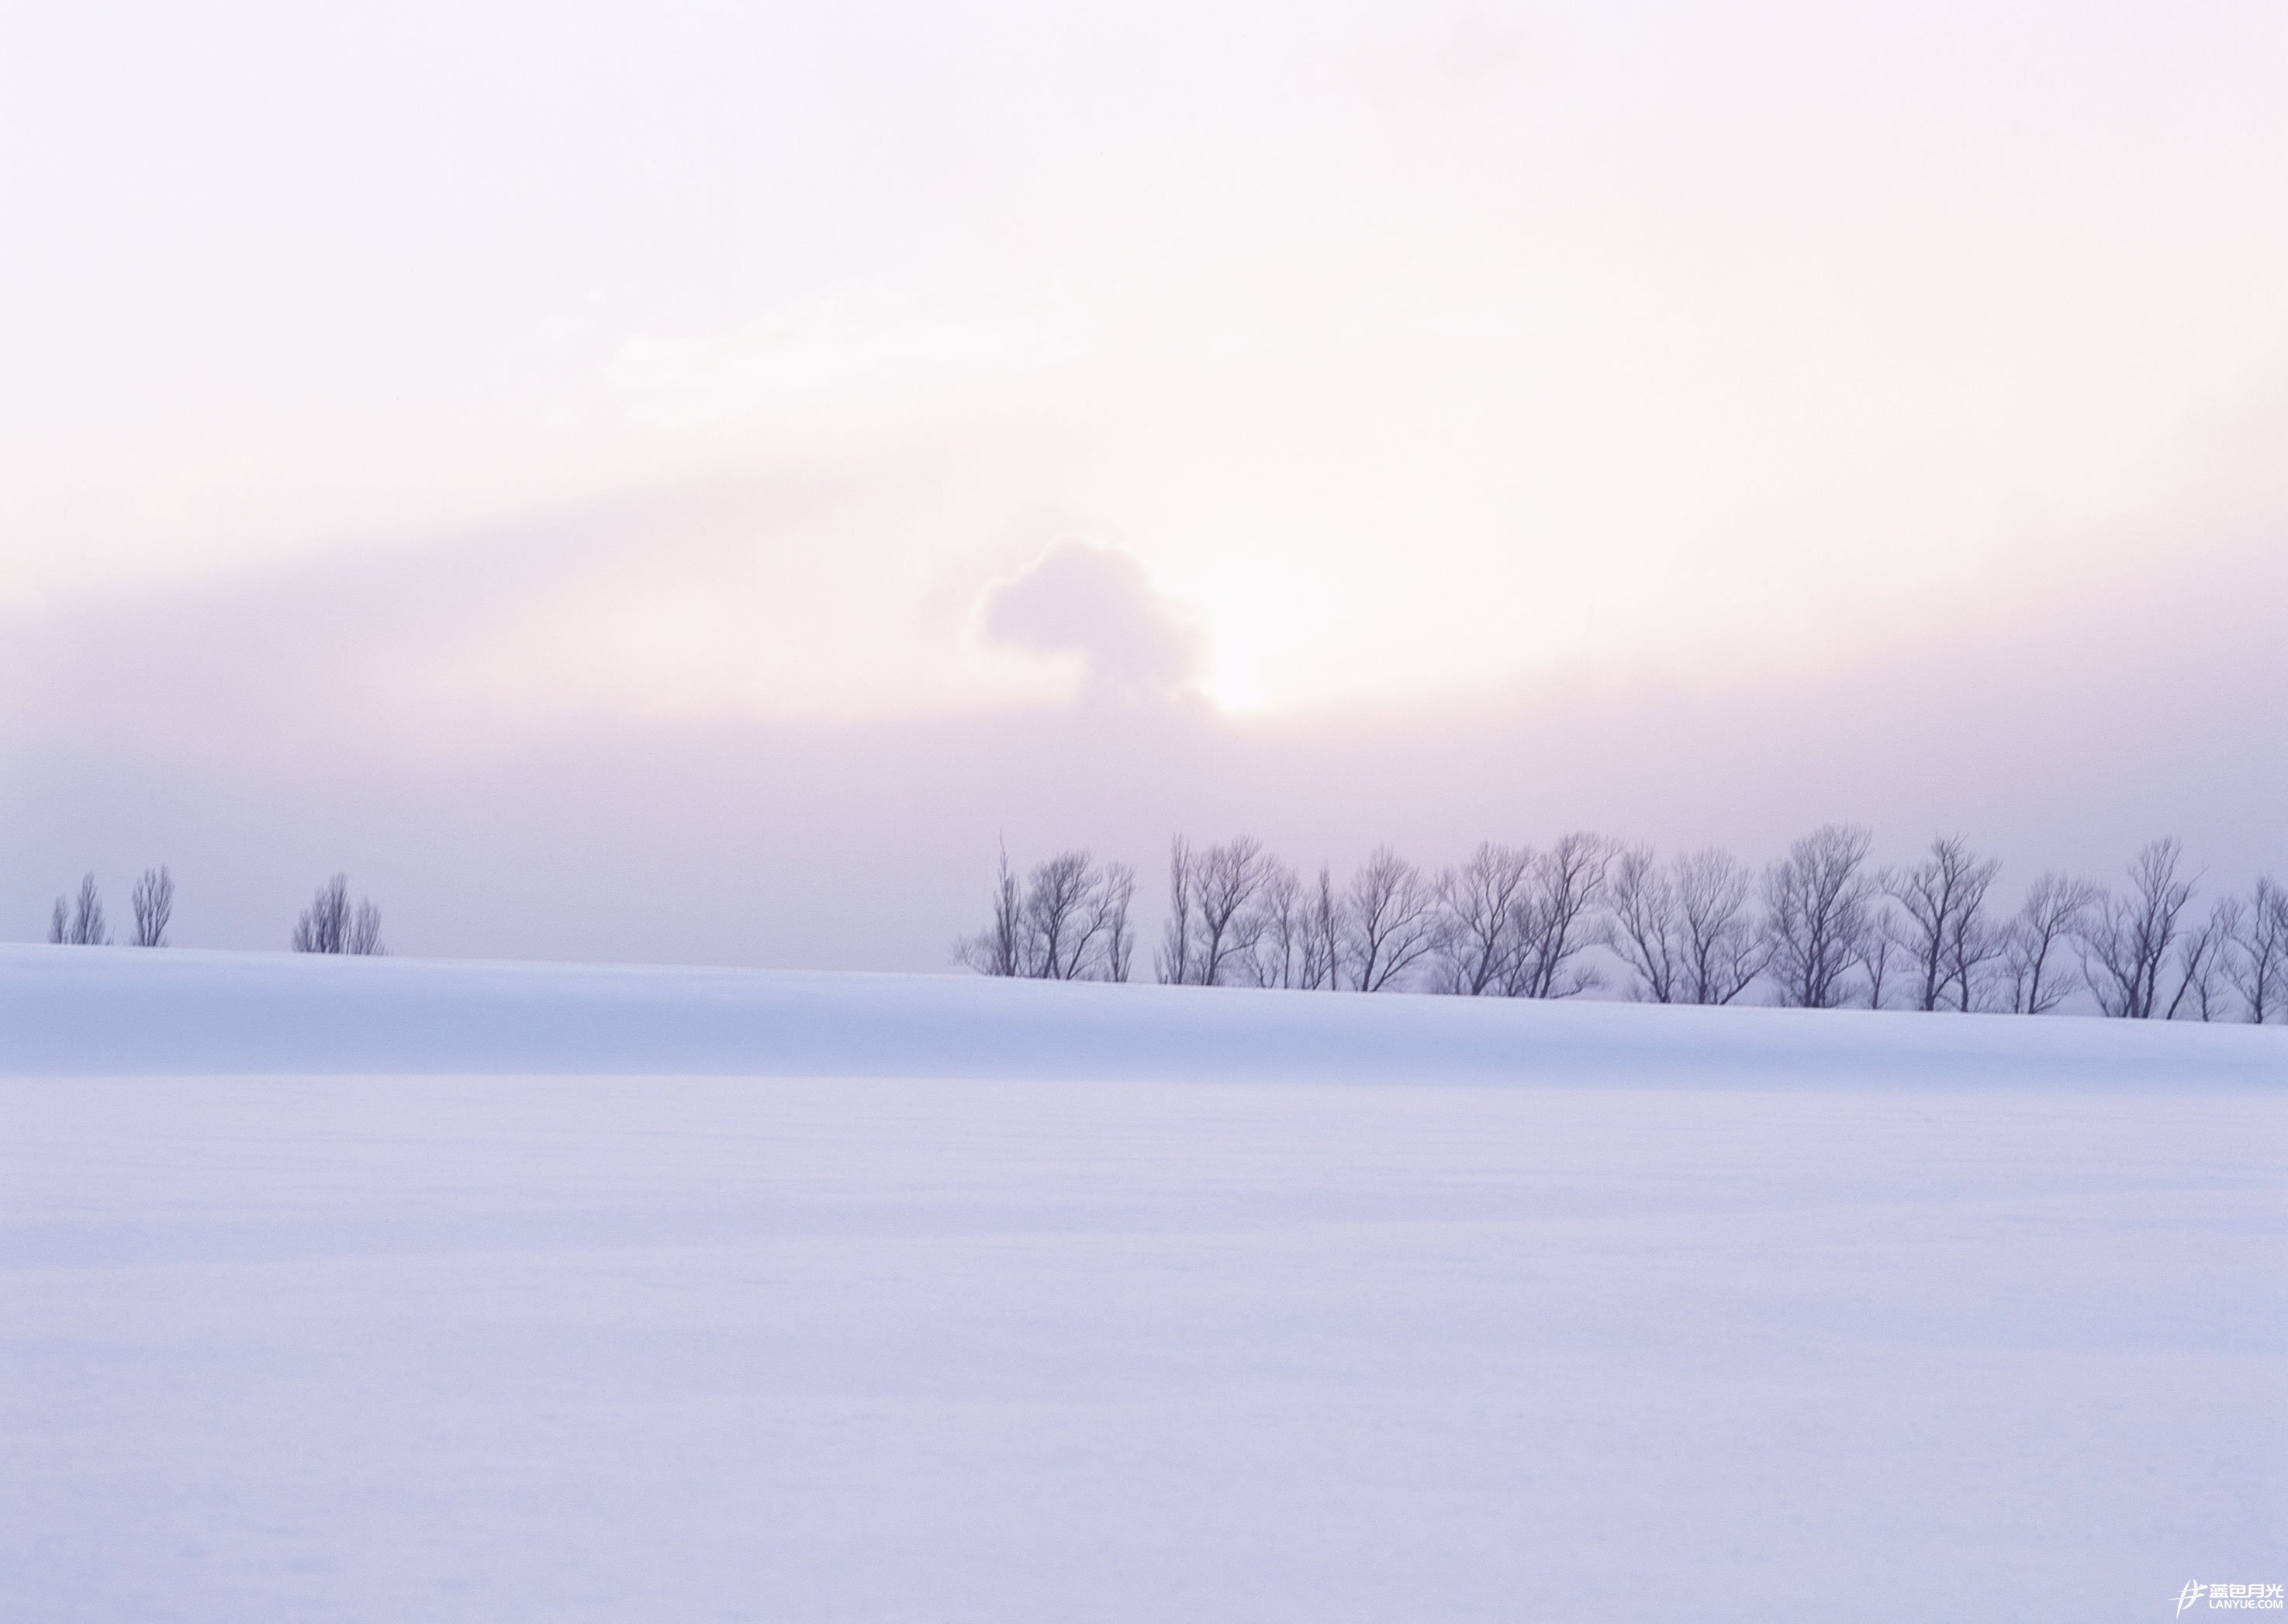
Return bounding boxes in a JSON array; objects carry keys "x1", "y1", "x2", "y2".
[{"x1": 3, "y1": 0, "x2": 2283, "y2": 964}]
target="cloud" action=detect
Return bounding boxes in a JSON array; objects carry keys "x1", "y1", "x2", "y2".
[
  {"x1": 5, "y1": 499, "x2": 2283, "y2": 969},
  {"x1": 976, "y1": 539, "x2": 1205, "y2": 703}
]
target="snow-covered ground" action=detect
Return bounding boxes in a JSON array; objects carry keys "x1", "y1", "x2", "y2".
[{"x1": 2, "y1": 947, "x2": 2282, "y2": 1622}]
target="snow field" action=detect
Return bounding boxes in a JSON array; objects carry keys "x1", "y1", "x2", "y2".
[{"x1": 2, "y1": 948, "x2": 2282, "y2": 1621}]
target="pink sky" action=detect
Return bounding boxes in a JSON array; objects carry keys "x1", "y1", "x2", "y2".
[{"x1": 3, "y1": 0, "x2": 2284, "y2": 962}]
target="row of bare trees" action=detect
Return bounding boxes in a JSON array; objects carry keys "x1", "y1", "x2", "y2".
[
  {"x1": 47, "y1": 867, "x2": 175, "y2": 948},
  {"x1": 956, "y1": 848, "x2": 1133, "y2": 980},
  {"x1": 291, "y1": 875, "x2": 386, "y2": 956},
  {"x1": 39, "y1": 870, "x2": 386, "y2": 955},
  {"x1": 959, "y1": 829, "x2": 2288, "y2": 1021}
]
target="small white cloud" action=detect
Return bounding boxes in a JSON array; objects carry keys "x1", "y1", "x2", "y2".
[{"x1": 976, "y1": 538, "x2": 1204, "y2": 703}]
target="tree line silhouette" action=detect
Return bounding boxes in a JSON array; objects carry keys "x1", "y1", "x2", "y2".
[
  {"x1": 41, "y1": 870, "x2": 385, "y2": 955},
  {"x1": 959, "y1": 828, "x2": 2287, "y2": 1021}
]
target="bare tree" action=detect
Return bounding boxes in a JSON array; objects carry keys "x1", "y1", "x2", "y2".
[
  {"x1": 1051, "y1": 852, "x2": 1135, "y2": 981},
  {"x1": 958, "y1": 845, "x2": 1025, "y2": 976},
  {"x1": 1861, "y1": 910, "x2": 1903, "y2": 1011},
  {"x1": 1601, "y1": 845, "x2": 1766, "y2": 1005},
  {"x1": 2165, "y1": 899, "x2": 2236, "y2": 1021},
  {"x1": 1156, "y1": 836, "x2": 1198, "y2": 986},
  {"x1": 1203, "y1": 838, "x2": 1278, "y2": 986},
  {"x1": 1436, "y1": 843, "x2": 1532, "y2": 996},
  {"x1": 1941, "y1": 890, "x2": 2006, "y2": 1013},
  {"x1": 1503, "y1": 832, "x2": 1613, "y2": 999},
  {"x1": 347, "y1": 900, "x2": 384, "y2": 955},
  {"x1": 1025, "y1": 852, "x2": 1097, "y2": 980},
  {"x1": 129, "y1": 866, "x2": 175, "y2": 948},
  {"x1": 47, "y1": 874, "x2": 110, "y2": 946},
  {"x1": 1996, "y1": 873, "x2": 2099, "y2": 1014},
  {"x1": 1343, "y1": 848, "x2": 1443, "y2": 991},
  {"x1": 2078, "y1": 839, "x2": 2196, "y2": 1018},
  {"x1": 293, "y1": 874, "x2": 385, "y2": 955},
  {"x1": 1094, "y1": 862, "x2": 1138, "y2": 983},
  {"x1": 1602, "y1": 846, "x2": 1683, "y2": 1003},
  {"x1": 2225, "y1": 877, "x2": 2288, "y2": 1024},
  {"x1": 1888, "y1": 836, "x2": 2003, "y2": 1012},
  {"x1": 293, "y1": 876, "x2": 350, "y2": 954},
  {"x1": 1240, "y1": 862, "x2": 1309, "y2": 989},
  {"x1": 79, "y1": 875, "x2": 111, "y2": 945},
  {"x1": 1762, "y1": 824, "x2": 1880, "y2": 1009},
  {"x1": 1156, "y1": 835, "x2": 1273, "y2": 986},
  {"x1": 958, "y1": 848, "x2": 1133, "y2": 980},
  {"x1": 1674, "y1": 848, "x2": 1767, "y2": 1004},
  {"x1": 1298, "y1": 865, "x2": 1346, "y2": 990}
]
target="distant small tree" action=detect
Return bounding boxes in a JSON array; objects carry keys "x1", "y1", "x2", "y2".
[
  {"x1": 1602, "y1": 846, "x2": 1683, "y2": 1004},
  {"x1": 1099, "y1": 866, "x2": 1137, "y2": 983},
  {"x1": 47, "y1": 874, "x2": 110, "y2": 946},
  {"x1": 1602, "y1": 845, "x2": 1767, "y2": 1005},
  {"x1": 957, "y1": 848, "x2": 1134, "y2": 981},
  {"x1": 1860, "y1": 909, "x2": 1903, "y2": 1011},
  {"x1": 2225, "y1": 877, "x2": 2287, "y2": 1024},
  {"x1": 2079, "y1": 839, "x2": 2196, "y2": 1018},
  {"x1": 963, "y1": 845, "x2": 1025, "y2": 976},
  {"x1": 1298, "y1": 865, "x2": 1346, "y2": 990},
  {"x1": 1435, "y1": 843, "x2": 1533, "y2": 996},
  {"x1": 1762, "y1": 824, "x2": 1880, "y2": 1009},
  {"x1": 1996, "y1": 873, "x2": 2099, "y2": 1014},
  {"x1": 1672, "y1": 848, "x2": 1768, "y2": 1004},
  {"x1": 129, "y1": 866, "x2": 175, "y2": 948},
  {"x1": 1156, "y1": 836, "x2": 1275, "y2": 986},
  {"x1": 1240, "y1": 862, "x2": 1308, "y2": 989},
  {"x1": 293, "y1": 874, "x2": 385, "y2": 955},
  {"x1": 1502, "y1": 832, "x2": 1613, "y2": 999},
  {"x1": 1194, "y1": 837, "x2": 1275, "y2": 987},
  {"x1": 1156, "y1": 836, "x2": 1196, "y2": 985},
  {"x1": 1343, "y1": 848, "x2": 1443, "y2": 992},
  {"x1": 1888, "y1": 836, "x2": 2003, "y2": 1012},
  {"x1": 1022, "y1": 852, "x2": 1096, "y2": 980},
  {"x1": 2165, "y1": 899, "x2": 2236, "y2": 1021}
]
